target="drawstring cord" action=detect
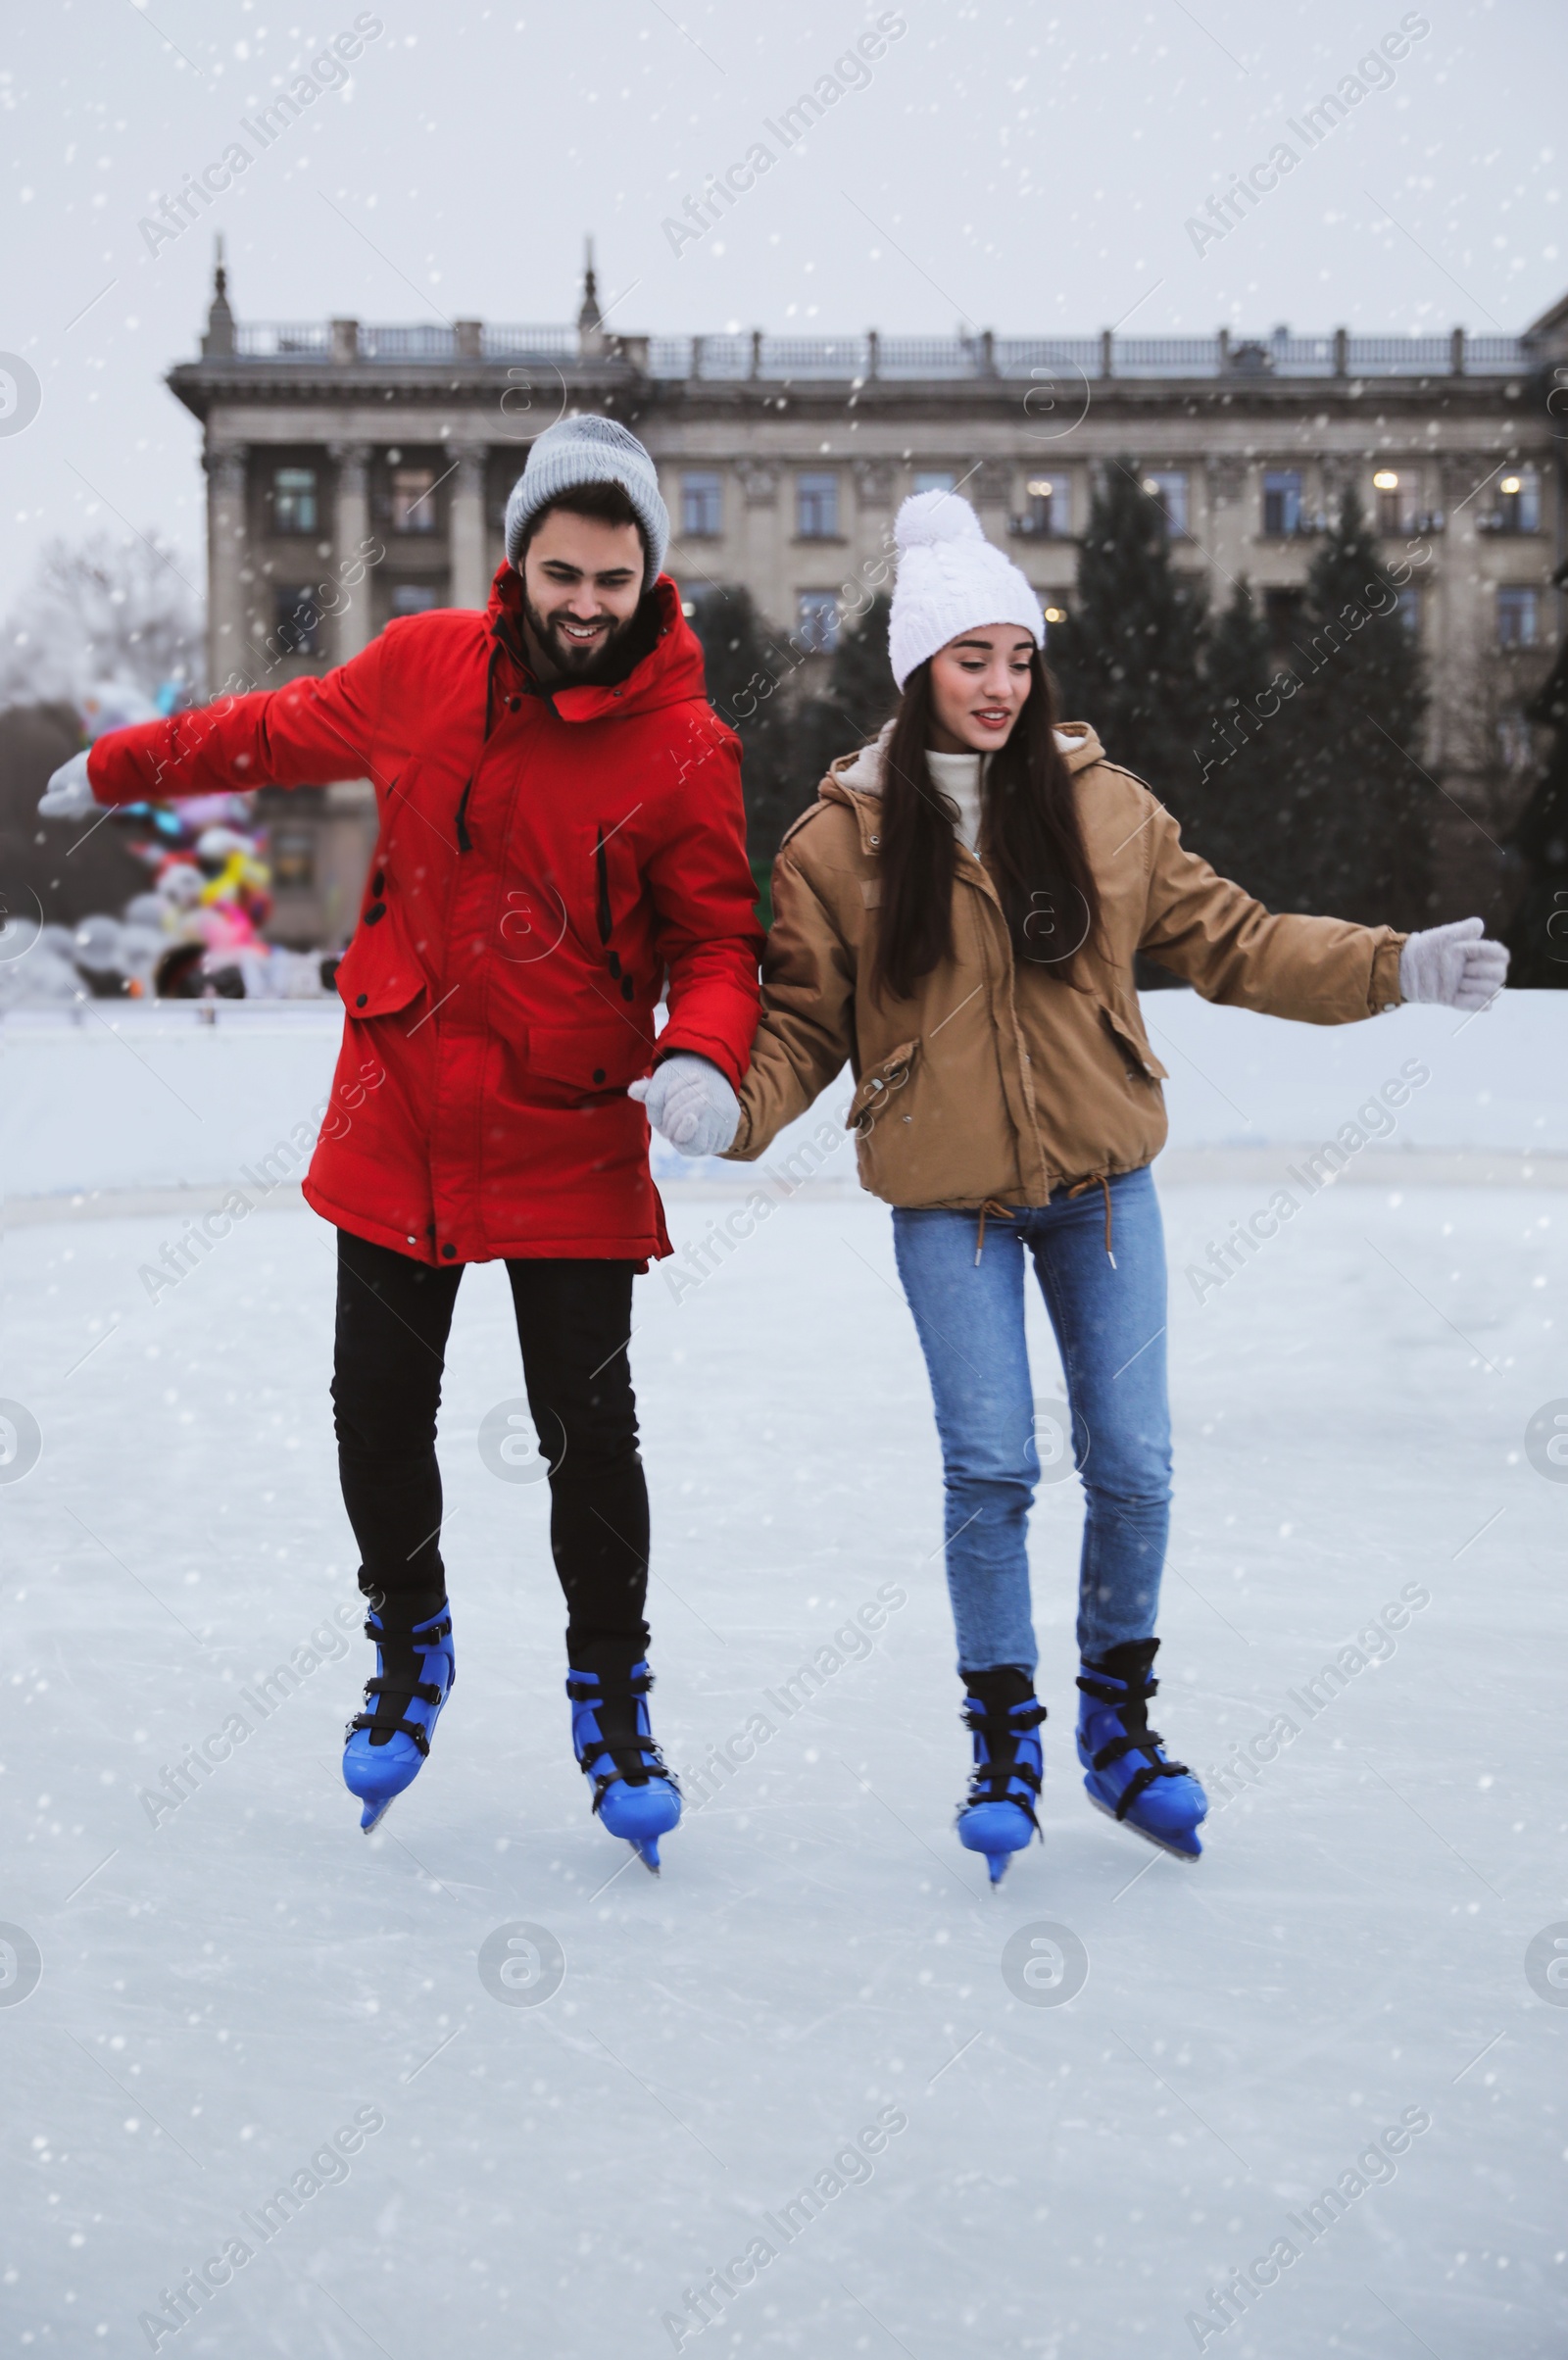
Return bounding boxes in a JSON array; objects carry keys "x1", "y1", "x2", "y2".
[
  {"x1": 973, "y1": 1178, "x2": 1117, "y2": 1268},
  {"x1": 974, "y1": 1201, "x2": 1015, "y2": 1265},
  {"x1": 1066, "y1": 1174, "x2": 1117, "y2": 1267}
]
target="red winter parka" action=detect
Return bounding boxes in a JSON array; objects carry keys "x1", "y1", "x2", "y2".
[{"x1": 87, "y1": 567, "x2": 763, "y2": 1266}]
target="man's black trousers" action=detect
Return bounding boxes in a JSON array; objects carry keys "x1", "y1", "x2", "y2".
[{"x1": 331, "y1": 1229, "x2": 649, "y2": 1656}]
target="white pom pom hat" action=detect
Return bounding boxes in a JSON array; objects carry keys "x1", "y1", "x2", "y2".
[{"x1": 886, "y1": 489, "x2": 1045, "y2": 690}]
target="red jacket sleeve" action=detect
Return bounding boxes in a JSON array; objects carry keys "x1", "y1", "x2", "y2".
[
  {"x1": 644, "y1": 712, "x2": 763, "y2": 1090},
  {"x1": 86, "y1": 636, "x2": 389, "y2": 806}
]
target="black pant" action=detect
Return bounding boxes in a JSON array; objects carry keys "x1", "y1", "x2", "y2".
[{"x1": 330, "y1": 1230, "x2": 650, "y2": 1657}]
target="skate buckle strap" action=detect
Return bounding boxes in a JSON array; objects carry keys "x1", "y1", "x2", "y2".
[
  {"x1": 960, "y1": 1689, "x2": 1045, "y2": 1826},
  {"x1": 364, "y1": 1612, "x2": 452, "y2": 1645},
  {"x1": 347, "y1": 1712, "x2": 432, "y2": 1755}
]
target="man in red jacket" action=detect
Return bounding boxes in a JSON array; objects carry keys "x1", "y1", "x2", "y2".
[{"x1": 42, "y1": 416, "x2": 760, "y2": 1867}]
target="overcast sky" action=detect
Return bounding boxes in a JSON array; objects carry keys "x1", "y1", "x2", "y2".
[{"x1": 2, "y1": 0, "x2": 1562, "y2": 613}]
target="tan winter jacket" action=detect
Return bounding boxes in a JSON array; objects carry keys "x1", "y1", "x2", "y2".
[{"x1": 724, "y1": 721, "x2": 1407, "y2": 1208}]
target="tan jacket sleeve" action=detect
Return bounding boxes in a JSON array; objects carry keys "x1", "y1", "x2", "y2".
[
  {"x1": 1137, "y1": 796, "x2": 1406, "y2": 1025},
  {"x1": 724, "y1": 845, "x2": 857, "y2": 1159}
]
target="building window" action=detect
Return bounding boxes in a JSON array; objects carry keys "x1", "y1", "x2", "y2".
[
  {"x1": 273, "y1": 587, "x2": 323, "y2": 658},
  {"x1": 1141, "y1": 470, "x2": 1188, "y2": 536},
  {"x1": 796, "y1": 592, "x2": 840, "y2": 654},
  {"x1": 1496, "y1": 586, "x2": 1539, "y2": 649},
  {"x1": 1372, "y1": 468, "x2": 1419, "y2": 534},
  {"x1": 912, "y1": 469, "x2": 956, "y2": 496},
  {"x1": 271, "y1": 827, "x2": 317, "y2": 890},
  {"x1": 681, "y1": 471, "x2": 722, "y2": 539},
  {"x1": 1014, "y1": 476, "x2": 1064, "y2": 538},
  {"x1": 1496, "y1": 468, "x2": 1541, "y2": 533},
  {"x1": 1261, "y1": 469, "x2": 1301, "y2": 538},
  {"x1": 271, "y1": 466, "x2": 318, "y2": 535},
  {"x1": 1396, "y1": 588, "x2": 1421, "y2": 637},
  {"x1": 796, "y1": 472, "x2": 840, "y2": 540},
  {"x1": 391, "y1": 467, "x2": 437, "y2": 533},
  {"x1": 390, "y1": 584, "x2": 440, "y2": 617}
]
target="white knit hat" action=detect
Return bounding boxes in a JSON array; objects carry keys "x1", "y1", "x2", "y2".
[
  {"x1": 505, "y1": 414, "x2": 669, "y2": 585},
  {"x1": 887, "y1": 490, "x2": 1044, "y2": 689}
]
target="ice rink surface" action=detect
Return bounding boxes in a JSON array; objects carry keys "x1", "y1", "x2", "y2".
[{"x1": 2, "y1": 1163, "x2": 1564, "y2": 2357}]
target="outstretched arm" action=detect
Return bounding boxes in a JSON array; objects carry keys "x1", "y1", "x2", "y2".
[
  {"x1": 39, "y1": 637, "x2": 391, "y2": 817},
  {"x1": 1137, "y1": 794, "x2": 1407, "y2": 1022}
]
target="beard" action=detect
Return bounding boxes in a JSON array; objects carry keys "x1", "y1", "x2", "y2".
[{"x1": 522, "y1": 594, "x2": 641, "y2": 685}]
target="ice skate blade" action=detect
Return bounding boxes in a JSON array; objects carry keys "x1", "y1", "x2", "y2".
[
  {"x1": 1086, "y1": 1793, "x2": 1201, "y2": 1860},
  {"x1": 359, "y1": 1796, "x2": 394, "y2": 1835},
  {"x1": 985, "y1": 1851, "x2": 1009, "y2": 1887},
  {"x1": 633, "y1": 1838, "x2": 662, "y2": 1875}
]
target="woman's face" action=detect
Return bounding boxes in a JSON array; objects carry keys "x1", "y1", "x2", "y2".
[{"x1": 927, "y1": 625, "x2": 1036, "y2": 754}]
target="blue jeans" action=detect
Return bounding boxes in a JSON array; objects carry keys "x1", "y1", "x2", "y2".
[{"x1": 892, "y1": 1165, "x2": 1172, "y2": 1675}]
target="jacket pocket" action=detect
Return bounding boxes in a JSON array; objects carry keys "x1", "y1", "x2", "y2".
[
  {"x1": 1101, "y1": 1002, "x2": 1168, "y2": 1082},
  {"x1": 334, "y1": 902, "x2": 427, "y2": 1020},
  {"x1": 848, "y1": 1038, "x2": 920, "y2": 1136},
  {"x1": 527, "y1": 1020, "x2": 656, "y2": 1101}
]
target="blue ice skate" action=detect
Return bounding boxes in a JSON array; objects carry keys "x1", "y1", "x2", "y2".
[
  {"x1": 1076, "y1": 1638, "x2": 1206, "y2": 1860},
  {"x1": 342, "y1": 1601, "x2": 456, "y2": 1834},
  {"x1": 956, "y1": 1667, "x2": 1045, "y2": 1887},
  {"x1": 567, "y1": 1647, "x2": 681, "y2": 1874}
]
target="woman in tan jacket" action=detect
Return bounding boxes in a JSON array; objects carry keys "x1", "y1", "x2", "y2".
[{"x1": 644, "y1": 491, "x2": 1508, "y2": 1883}]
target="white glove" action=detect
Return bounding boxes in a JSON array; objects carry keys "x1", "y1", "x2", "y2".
[
  {"x1": 1398, "y1": 916, "x2": 1509, "y2": 1011},
  {"x1": 628, "y1": 1053, "x2": 740, "y2": 1156},
  {"x1": 38, "y1": 749, "x2": 99, "y2": 820}
]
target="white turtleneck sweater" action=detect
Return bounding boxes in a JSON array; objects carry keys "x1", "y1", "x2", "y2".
[{"x1": 926, "y1": 748, "x2": 986, "y2": 855}]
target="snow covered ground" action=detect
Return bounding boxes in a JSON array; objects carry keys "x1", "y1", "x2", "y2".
[{"x1": 2, "y1": 1131, "x2": 1566, "y2": 2354}]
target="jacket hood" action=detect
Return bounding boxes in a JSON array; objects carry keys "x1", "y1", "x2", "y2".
[
  {"x1": 484, "y1": 565, "x2": 709, "y2": 724},
  {"x1": 825, "y1": 716, "x2": 1104, "y2": 801}
]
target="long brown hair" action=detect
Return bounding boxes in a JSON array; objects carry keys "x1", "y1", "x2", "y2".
[{"x1": 866, "y1": 652, "x2": 1102, "y2": 1004}]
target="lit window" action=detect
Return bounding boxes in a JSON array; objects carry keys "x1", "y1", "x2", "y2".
[
  {"x1": 390, "y1": 584, "x2": 439, "y2": 616},
  {"x1": 1020, "y1": 477, "x2": 1062, "y2": 537},
  {"x1": 1262, "y1": 469, "x2": 1301, "y2": 537},
  {"x1": 1141, "y1": 471, "x2": 1188, "y2": 536},
  {"x1": 681, "y1": 471, "x2": 722, "y2": 538},
  {"x1": 796, "y1": 472, "x2": 840, "y2": 539},
  {"x1": 391, "y1": 467, "x2": 437, "y2": 533},
  {"x1": 1373, "y1": 469, "x2": 1415, "y2": 534},
  {"x1": 272, "y1": 467, "x2": 318, "y2": 535},
  {"x1": 1497, "y1": 468, "x2": 1541, "y2": 533},
  {"x1": 1496, "y1": 586, "x2": 1538, "y2": 648},
  {"x1": 796, "y1": 591, "x2": 839, "y2": 654},
  {"x1": 912, "y1": 469, "x2": 956, "y2": 496},
  {"x1": 273, "y1": 586, "x2": 323, "y2": 658}
]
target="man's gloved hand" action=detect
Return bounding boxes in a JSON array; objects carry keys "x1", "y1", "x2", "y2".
[
  {"x1": 38, "y1": 749, "x2": 98, "y2": 820},
  {"x1": 628, "y1": 1053, "x2": 740, "y2": 1156},
  {"x1": 1398, "y1": 916, "x2": 1509, "y2": 1011}
]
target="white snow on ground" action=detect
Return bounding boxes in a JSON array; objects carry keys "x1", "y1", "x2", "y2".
[{"x1": 2, "y1": 1134, "x2": 1566, "y2": 2354}]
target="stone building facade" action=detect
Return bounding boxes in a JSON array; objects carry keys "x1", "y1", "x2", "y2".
[{"x1": 168, "y1": 255, "x2": 1567, "y2": 944}]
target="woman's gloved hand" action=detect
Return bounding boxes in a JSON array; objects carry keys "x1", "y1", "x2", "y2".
[
  {"x1": 38, "y1": 749, "x2": 98, "y2": 820},
  {"x1": 628, "y1": 1054, "x2": 740, "y2": 1156},
  {"x1": 1398, "y1": 916, "x2": 1509, "y2": 1011}
]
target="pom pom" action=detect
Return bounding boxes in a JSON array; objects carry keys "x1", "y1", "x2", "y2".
[{"x1": 894, "y1": 489, "x2": 983, "y2": 552}]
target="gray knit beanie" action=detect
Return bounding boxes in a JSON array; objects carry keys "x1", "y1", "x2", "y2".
[{"x1": 504, "y1": 415, "x2": 669, "y2": 586}]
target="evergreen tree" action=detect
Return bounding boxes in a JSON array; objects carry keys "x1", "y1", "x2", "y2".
[
  {"x1": 1193, "y1": 576, "x2": 1284, "y2": 901},
  {"x1": 1047, "y1": 459, "x2": 1211, "y2": 820},
  {"x1": 1503, "y1": 563, "x2": 1568, "y2": 986},
  {"x1": 790, "y1": 593, "x2": 897, "y2": 810},
  {"x1": 687, "y1": 585, "x2": 801, "y2": 891},
  {"x1": 1275, "y1": 486, "x2": 1432, "y2": 929}
]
